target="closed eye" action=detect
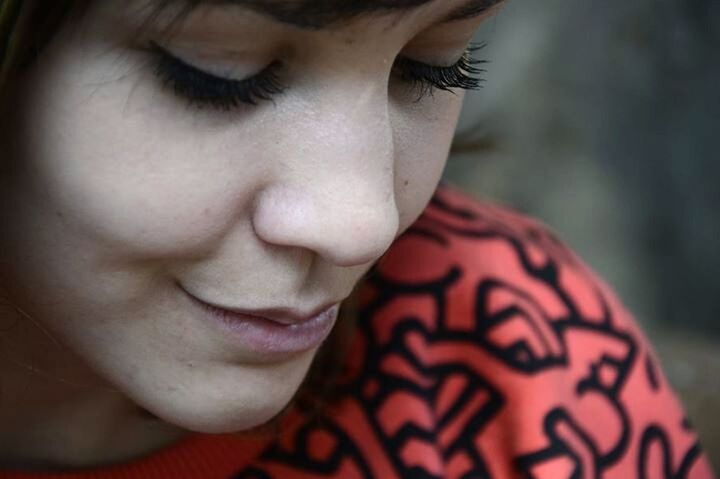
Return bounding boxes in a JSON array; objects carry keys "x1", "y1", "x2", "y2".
[
  {"x1": 149, "y1": 42, "x2": 487, "y2": 111},
  {"x1": 395, "y1": 43, "x2": 487, "y2": 100},
  {"x1": 149, "y1": 42, "x2": 285, "y2": 110}
]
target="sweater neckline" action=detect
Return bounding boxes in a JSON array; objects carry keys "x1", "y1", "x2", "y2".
[{"x1": 1, "y1": 426, "x2": 281, "y2": 478}]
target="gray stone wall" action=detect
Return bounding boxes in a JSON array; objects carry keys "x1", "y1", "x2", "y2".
[{"x1": 450, "y1": 0, "x2": 720, "y2": 335}]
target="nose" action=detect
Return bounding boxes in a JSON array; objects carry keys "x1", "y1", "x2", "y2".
[
  {"x1": 251, "y1": 85, "x2": 400, "y2": 267},
  {"x1": 252, "y1": 181, "x2": 399, "y2": 267}
]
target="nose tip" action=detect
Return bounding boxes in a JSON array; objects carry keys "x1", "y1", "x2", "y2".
[{"x1": 252, "y1": 185, "x2": 399, "y2": 267}]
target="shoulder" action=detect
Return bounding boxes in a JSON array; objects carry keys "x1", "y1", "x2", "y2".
[
  {"x1": 372, "y1": 183, "x2": 619, "y2": 337},
  {"x1": 349, "y1": 184, "x2": 715, "y2": 478}
]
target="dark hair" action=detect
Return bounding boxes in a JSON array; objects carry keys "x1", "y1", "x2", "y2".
[{"x1": 1, "y1": 1, "x2": 86, "y2": 87}]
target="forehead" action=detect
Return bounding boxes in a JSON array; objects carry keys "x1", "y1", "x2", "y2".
[{"x1": 153, "y1": 0, "x2": 495, "y2": 29}]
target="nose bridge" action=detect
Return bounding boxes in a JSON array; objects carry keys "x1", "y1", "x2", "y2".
[
  {"x1": 307, "y1": 77, "x2": 392, "y2": 160},
  {"x1": 251, "y1": 82, "x2": 400, "y2": 267}
]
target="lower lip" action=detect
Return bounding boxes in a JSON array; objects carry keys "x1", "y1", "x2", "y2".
[{"x1": 186, "y1": 294, "x2": 340, "y2": 357}]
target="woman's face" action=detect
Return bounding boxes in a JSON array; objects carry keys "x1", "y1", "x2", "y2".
[{"x1": 0, "y1": 0, "x2": 498, "y2": 434}]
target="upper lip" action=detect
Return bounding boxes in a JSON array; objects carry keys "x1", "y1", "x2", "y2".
[{"x1": 179, "y1": 284, "x2": 338, "y2": 326}]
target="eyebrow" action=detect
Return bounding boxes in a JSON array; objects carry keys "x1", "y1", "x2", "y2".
[{"x1": 160, "y1": 0, "x2": 506, "y2": 29}]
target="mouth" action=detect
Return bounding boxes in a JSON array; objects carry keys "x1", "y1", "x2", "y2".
[
  {"x1": 191, "y1": 297, "x2": 339, "y2": 327},
  {"x1": 178, "y1": 284, "x2": 341, "y2": 358}
]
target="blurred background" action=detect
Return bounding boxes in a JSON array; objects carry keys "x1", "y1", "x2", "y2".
[{"x1": 447, "y1": 0, "x2": 719, "y2": 468}]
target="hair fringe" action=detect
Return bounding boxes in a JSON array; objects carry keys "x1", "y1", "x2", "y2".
[{"x1": 0, "y1": 0, "x2": 22, "y2": 88}]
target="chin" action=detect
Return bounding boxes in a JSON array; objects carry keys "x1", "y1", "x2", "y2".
[
  {"x1": 126, "y1": 356, "x2": 315, "y2": 435},
  {"x1": 140, "y1": 390, "x2": 297, "y2": 435}
]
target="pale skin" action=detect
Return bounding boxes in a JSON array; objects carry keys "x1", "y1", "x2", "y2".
[{"x1": 0, "y1": 0, "x2": 501, "y2": 471}]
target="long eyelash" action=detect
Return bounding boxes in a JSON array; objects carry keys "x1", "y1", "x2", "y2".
[
  {"x1": 149, "y1": 43, "x2": 285, "y2": 110},
  {"x1": 149, "y1": 42, "x2": 486, "y2": 111},
  {"x1": 395, "y1": 43, "x2": 488, "y2": 101}
]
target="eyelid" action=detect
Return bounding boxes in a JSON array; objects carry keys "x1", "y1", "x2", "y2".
[
  {"x1": 398, "y1": 55, "x2": 460, "y2": 71},
  {"x1": 148, "y1": 42, "x2": 485, "y2": 111},
  {"x1": 400, "y1": 41, "x2": 485, "y2": 68},
  {"x1": 394, "y1": 43, "x2": 487, "y2": 96},
  {"x1": 149, "y1": 42, "x2": 285, "y2": 109},
  {"x1": 148, "y1": 42, "x2": 264, "y2": 82}
]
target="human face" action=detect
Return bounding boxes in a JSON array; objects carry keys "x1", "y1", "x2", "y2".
[{"x1": 0, "y1": 0, "x2": 500, "y2": 434}]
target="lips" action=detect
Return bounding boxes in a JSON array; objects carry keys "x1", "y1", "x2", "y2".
[
  {"x1": 192, "y1": 298, "x2": 337, "y2": 327},
  {"x1": 179, "y1": 283, "x2": 341, "y2": 357}
]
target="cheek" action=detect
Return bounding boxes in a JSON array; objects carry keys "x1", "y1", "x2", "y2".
[
  {"x1": 11, "y1": 42, "x2": 269, "y2": 259},
  {"x1": 393, "y1": 94, "x2": 464, "y2": 230}
]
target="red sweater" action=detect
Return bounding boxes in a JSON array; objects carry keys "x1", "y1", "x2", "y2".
[{"x1": 2, "y1": 186, "x2": 715, "y2": 478}]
